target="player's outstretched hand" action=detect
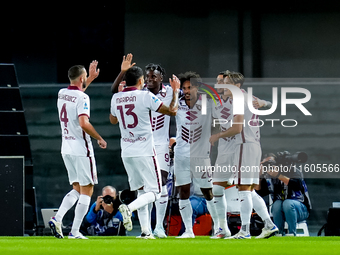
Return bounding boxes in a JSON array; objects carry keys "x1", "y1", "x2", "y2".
[
  {"x1": 98, "y1": 139, "x2": 107, "y2": 149},
  {"x1": 121, "y1": 53, "x2": 136, "y2": 72},
  {"x1": 169, "y1": 74, "x2": 180, "y2": 91},
  {"x1": 209, "y1": 133, "x2": 219, "y2": 146},
  {"x1": 253, "y1": 97, "x2": 266, "y2": 109},
  {"x1": 89, "y1": 60, "x2": 100, "y2": 79}
]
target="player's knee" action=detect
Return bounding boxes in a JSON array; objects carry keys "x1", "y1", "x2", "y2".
[
  {"x1": 160, "y1": 170, "x2": 168, "y2": 185},
  {"x1": 178, "y1": 184, "x2": 191, "y2": 199},
  {"x1": 212, "y1": 185, "x2": 225, "y2": 197},
  {"x1": 201, "y1": 188, "x2": 213, "y2": 201}
]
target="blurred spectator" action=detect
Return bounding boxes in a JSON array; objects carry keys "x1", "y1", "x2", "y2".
[{"x1": 257, "y1": 154, "x2": 311, "y2": 236}]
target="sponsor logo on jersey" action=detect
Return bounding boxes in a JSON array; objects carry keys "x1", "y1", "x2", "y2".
[
  {"x1": 122, "y1": 136, "x2": 147, "y2": 143},
  {"x1": 220, "y1": 107, "x2": 231, "y2": 120},
  {"x1": 84, "y1": 102, "x2": 88, "y2": 110},
  {"x1": 185, "y1": 111, "x2": 198, "y2": 121}
]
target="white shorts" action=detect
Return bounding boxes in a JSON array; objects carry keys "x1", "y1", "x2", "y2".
[
  {"x1": 174, "y1": 155, "x2": 213, "y2": 189},
  {"x1": 212, "y1": 152, "x2": 235, "y2": 184},
  {"x1": 62, "y1": 154, "x2": 98, "y2": 186},
  {"x1": 155, "y1": 144, "x2": 170, "y2": 172},
  {"x1": 122, "y1": 156, "x2": 162, "y2": 193},
  {"x1": 232, "y1": 143, "x2": 262, "y2": 185}
]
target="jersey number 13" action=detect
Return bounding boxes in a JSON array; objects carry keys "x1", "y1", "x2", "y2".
[{"x1": 117, "y1": 104, "x2": 138, "y2": 129}]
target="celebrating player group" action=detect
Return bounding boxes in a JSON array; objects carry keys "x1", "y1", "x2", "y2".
[{"x1": 50, "y1": 53, "x2": 279, "y2": 240}]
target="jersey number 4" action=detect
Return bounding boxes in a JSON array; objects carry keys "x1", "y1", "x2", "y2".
[
  {"x1": 117, "y1": 104, "x2": 138, "y2": 129},
  {"x1": 60, "y1": 103, "x2": 69, "y2": 127}
]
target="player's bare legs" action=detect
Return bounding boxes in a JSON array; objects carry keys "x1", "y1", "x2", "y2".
[
  {"x1": 176, "y1": 184, "x2": 194, "y2": 238},
  {"x1": 211, "y1": 181, "x2": 231, "y2": 238}
]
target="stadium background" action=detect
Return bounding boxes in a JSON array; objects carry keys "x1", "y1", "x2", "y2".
[{"x1": 1, "y1": 1, "x2": 340, "y2": 235}]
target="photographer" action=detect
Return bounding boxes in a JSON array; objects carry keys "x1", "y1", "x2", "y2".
[
  {"x1": 257, "y1": 152, "x2": 311, "y2": 236},
  {"x1": 85, "y1": 186, "x2": 125, "y2": 236}
]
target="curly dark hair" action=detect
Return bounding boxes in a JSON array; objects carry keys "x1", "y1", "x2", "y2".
[
  {"x1": 178, "y1": 71, "x2": 202, "y2": 88},
  {"x1": 145, "y1": 63, "x2": 166, "y2": 78}
]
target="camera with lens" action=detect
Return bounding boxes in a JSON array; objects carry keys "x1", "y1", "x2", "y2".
[
  {"x1": 262, "y1": 151, "x2": 308, "y2": 167},
  {"x1": 102, "y1": 195, "x2": 115, "y2": 205}
]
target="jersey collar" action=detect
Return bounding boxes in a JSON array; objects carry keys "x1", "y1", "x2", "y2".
[
  {"x1": 123, "y1": 86, "x2": 139, "y2": 92},
  {"x1": 67, "y1": 85, "x2": 81, "y2": 90}
]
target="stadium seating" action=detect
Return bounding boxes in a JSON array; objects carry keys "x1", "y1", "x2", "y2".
[{"x1": 0, "y1": 64, "x2": 37, "y2": 235}]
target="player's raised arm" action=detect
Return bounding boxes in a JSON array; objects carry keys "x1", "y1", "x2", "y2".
[
  {"x1": 84, "y1": 60, "x2": 100, "y2": 91},
  {"x1": 111, "y1": 54, "x2": 136, "y2": 94},
  {"x1": 252, "y1": 96, "x2": 272, "y2": 109},
  {"x1": 169, "y1": 74, "x2": 180, "y2": 112}
]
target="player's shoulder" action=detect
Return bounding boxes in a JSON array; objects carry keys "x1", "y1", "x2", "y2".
[
  {"x1": 58, "y1": 88, "x2": 66, "y2": 93},
  {"x1": 133, "y1": 90, "x2": 160, "y2": 105},
  {"x1": 155, "y1": 84, "x2": 172, "y2": 98},
  {"x1": 58, "y1": 87, "x2": 88, "y2": 99}
]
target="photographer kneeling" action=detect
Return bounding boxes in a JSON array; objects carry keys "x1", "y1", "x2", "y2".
[
  {"x1": 85, "y1": 186, "x2": 126, "y2": 236},
  {"x1": 257, "y1": 152, "x2": 311, "y2": 236}
]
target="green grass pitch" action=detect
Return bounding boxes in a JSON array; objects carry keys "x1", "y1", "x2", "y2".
[{"x1": 0, "y1": 236, "x2": 340, "y2": 255}]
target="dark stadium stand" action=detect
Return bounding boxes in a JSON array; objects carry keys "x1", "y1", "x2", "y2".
[{"x1": 0, "y1": 64, "x2": 37, "y2": 235}]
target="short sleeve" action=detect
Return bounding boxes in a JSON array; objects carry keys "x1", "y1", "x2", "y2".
[
  {"x1": 78, "y1": 94, "x2": 90, "y2": 118},
  {"x1": 110, "y1": 95, "x2": 117, "y2": 117},
  {"x1": 144, "y1": 91, "x2": 163, "y2": 112}
]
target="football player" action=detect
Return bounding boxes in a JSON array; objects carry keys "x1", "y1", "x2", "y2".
[
  {"x1": 110, "y1": 65, "x2": 179, "y2": 239},
  {"x1": 173, "y1": 71, "x2": 217, "y2": 238},
  {"x1": 209, "y1": 72, "x2": 278, "y2": 239},
  {"x1": 50, "y1": 61, "x2": 107, "y2": 239}
]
